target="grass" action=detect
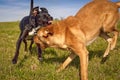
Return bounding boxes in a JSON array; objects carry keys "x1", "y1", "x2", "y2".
[{"x1": 0, "y1": 21, "x2": 120, "y2": 80}]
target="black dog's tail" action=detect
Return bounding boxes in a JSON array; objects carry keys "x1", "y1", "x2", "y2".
[
  {"x1": 19, "y1": 0, "x2": 34, "y2": 31},
  {"x1": 30, "y1": 0, "x2": 34, "y2": 15}
]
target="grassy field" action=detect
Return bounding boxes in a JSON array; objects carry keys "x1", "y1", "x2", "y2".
[{"x1": 0, "y1": 21, "x2": 120, "y2": 80}]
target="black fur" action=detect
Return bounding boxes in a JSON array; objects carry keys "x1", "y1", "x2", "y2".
[{"x1": 12, "y1": 8, "x2": 53, "y2": 64}]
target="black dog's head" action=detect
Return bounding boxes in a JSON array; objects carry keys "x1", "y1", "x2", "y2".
[{"x1": 37, "y1": 7, "x2": 53, "y2": 27}]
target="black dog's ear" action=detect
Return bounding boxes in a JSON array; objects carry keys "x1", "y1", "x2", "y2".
[
  {"x1": 43, "y1": 29, "x2": 53, "y2": 38},
  {"x1": 40, "y1": 7, "x2": 48, "y2": 13}
]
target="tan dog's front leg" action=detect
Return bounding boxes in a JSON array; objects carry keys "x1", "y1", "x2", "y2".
[
  {"x1": 56, "y1": 53, "x2": 77, "y2": 72},
  {"x1": 79, "y1": 52, "x2": 88, "y2": 80},
  {"x1": 71, "y1": 44, "x2": 89, "y2": 80}
]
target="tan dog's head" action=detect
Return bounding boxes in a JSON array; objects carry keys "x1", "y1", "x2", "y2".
[
  {"x1": 36, "y1": 24, "x2": 54, "y2": 46},
  {"x1": 38, "y1": 25, "x2": 53, "y2": 38}
]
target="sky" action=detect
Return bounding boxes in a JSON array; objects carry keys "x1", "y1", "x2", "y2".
[{"x1": 0, "y1": 0, "x2": 119, "y2": 22}]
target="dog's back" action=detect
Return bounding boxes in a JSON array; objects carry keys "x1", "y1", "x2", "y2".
[
  {"x1": 75, "y1": 0, "x2": 119, "y2": 43},
  {"x1": 19, "y1": 16, "x2": 30, "y2": 32}
]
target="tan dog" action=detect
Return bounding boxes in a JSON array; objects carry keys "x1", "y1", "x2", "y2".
[{"x1": 34, "y1": 0, "x2": 120, "y2": 80}]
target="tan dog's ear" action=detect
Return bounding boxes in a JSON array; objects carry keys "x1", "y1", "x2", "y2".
[{"x1": 43, "y1": 29, "x2": 53, "y2": 38}]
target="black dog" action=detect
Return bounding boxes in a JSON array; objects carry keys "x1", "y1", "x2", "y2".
[{"x1": 12, "y1": 7, "x2": 53, "y2": 64}]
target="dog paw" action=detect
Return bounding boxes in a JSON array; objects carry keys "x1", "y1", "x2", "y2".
[
  {"x1": 56, "y1": 69, "x2": 60, "y2": 73},
  {"x1": 100, "y1": 56, "x2": 109, "y2": 64},
  {"x1": 12, "y1": 59, "x2": 17, "y2": 64},
  {"x1": 38, "y1": 57, "x2": 43, "y2": 62}
]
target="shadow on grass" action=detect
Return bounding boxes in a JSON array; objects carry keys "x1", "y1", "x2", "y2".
[
  {"x1": 17, "y1": 45, "x2": 107, "y2": 69},
  {"x1": 41, "y1": 49, "x2": 105, "y2": 69},
  {"x1": 89, "y1": 50, "x2": 104, "y2": 60},
  {"x1": 17, "y1": 54, "x2": 31, "y2": 68},
  {"x1": 16, "y1": 46, "x2": 38, "y2": 68}
]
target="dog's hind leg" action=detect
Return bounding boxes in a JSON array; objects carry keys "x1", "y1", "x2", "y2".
[
  {"x1": 12, "y1": 32, "x2": 23, "y2": 64},
  {"x1": 101, "y1": 14, "x2": 119, "y2": 60},
  {"x1": 23, "y1": 39, "x2": 27, "y2": 52},
  {"x1": 100, "y1": 29, "x2": 119, "y2": 63},
  {"x1": 29, "y1": 39, "x2": 34, "y2": 53},
  {"x1": 99, "y1": 32, "x2": 112, "y2": 58},
  {"x1": 110, "y1": 29, "x2": 119, "y2": 50},
  {"x1": 99, "y1": 32, "x2": 112, "y2": 63},
  {"x1": 12, "y1": 30, "x2": 29, "y2": 64}
]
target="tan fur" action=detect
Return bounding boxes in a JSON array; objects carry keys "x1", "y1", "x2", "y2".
[{"x1": 34, "y1": 0, "x2": 120, "y2": 80}]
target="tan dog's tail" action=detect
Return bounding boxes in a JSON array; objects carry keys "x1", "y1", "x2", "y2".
[{"x1": 116, "y1": 2, "x2": 120, "y2": 8}]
